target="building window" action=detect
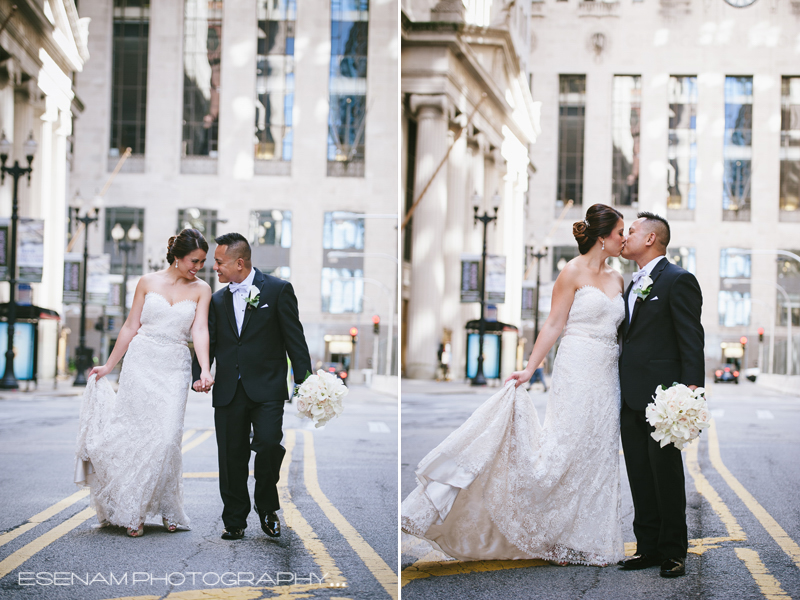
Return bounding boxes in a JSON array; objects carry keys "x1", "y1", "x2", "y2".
[
  {"x1": 110, "y1": 0, "x2": 150, "y2": 156},
  {"x1": 776, "y1": 250, "x2": 800, "y2": 327},
  {"x1": 249, "y1": 210, "x2": 292, "y2": 279},
  {"x1": 178, "y1": 208, "x2": 218, "y2": 283},
  {"x1": 723, "y1": 76, "x2": 753, "y2": 221},
  {"x1": 403, "y1": 117, "x2": 416, "y2": 262},
  {"x1": 667, "y1": 76, "x2": 697, "y2": 214},
  {"x1": 255, "y1": 0, "x2": 295, "y2": 163},
  {"x1": 182, "y1": 0, "x2": 223, "y2": 158},
  {"x1": 327, "y1": 0, "x2": 368, "y2": 177},
  {"x1": 611, "y1": 75, "x2": 641, "y2": 207},
  {"x1": 322, "y1": 211, "x2": 364, "y2": 313},
  {"x1": 667, "y1": 246, "x2": 696, "y2": 274},
  {"x1": 719, "y1": 248, "x2": 751, "y2": 326},
  {"x1": 557, "y1": 75, "x2": 586, "y2": 208},
  {"x1": 780, "y1": 77, "x2": 800, "y2": 219},
  {"x1": 105, "y1": 207, "x2": 144, "y2": 275}
]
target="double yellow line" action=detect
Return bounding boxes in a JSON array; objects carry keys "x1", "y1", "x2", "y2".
[
  {"x1": 0, "y1": 426, "x2": 398, "y2": 599},
  {"x1": 401, "y1": 418, "x2": 799, "y2": 599},
  {"x1": 0, "y1": 428, "x2": 217, "y2": 580},
  {"x1": 283, "y1": 428, "x2": 398, "y2": 599}
]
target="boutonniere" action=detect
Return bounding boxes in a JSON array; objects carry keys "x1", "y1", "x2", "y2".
[
  {"x1": 633, "y1": 275, "x2": 654, "y2": 303},
  {"x1": 245, "y1": 285, "x2": 261, "y2": 311}
]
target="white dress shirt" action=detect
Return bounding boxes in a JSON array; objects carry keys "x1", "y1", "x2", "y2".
[
  {"x1": 230, "y1": 268, "x2": 256, "y2": 335},
  {"x1": 628, "y1": 255, "x2": 666, "y2": 323}
]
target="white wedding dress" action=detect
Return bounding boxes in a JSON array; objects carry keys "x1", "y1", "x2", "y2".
[
  {"x1": 75, "y1": 292, "x2": 196, "y2": 529},
  {"x1": 402, "y1": 285, "x2": 626, "y2": 565}
]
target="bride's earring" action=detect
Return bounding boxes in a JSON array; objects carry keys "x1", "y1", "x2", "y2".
[{"x1": 601, "y1": 238, "x2": 605, "y2": 251}]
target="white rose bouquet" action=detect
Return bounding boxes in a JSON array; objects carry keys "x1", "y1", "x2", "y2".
[
  {"x1": 645, "y1": 383, "x2": 710, "y2": 450},
  {"x1": 294, "y1": 370, "x2": 347, "y2": 428}
]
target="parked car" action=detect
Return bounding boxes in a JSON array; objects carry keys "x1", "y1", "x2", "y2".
[
  {"x1": 714, "y1": 365, "x2": 739, "y2": 384},
  {"x1": 320, "y1": 362, "x2": 349, "y2": 386}
]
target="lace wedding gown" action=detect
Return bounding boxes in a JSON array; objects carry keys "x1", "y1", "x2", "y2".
[
  {"x1": 75, "y1": 292, "x2": 197, "y2": 529},
  {"x1": 402, "y1": 286, "x2": 626, "y2": 565}
]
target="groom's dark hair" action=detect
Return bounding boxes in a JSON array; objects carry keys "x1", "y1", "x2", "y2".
[
  {"x1": 215, "y1": 232, "x2": 252, "y2": 263},
  {"x1": 637, "y1": 212, "x2": 670, "y2": 249}
]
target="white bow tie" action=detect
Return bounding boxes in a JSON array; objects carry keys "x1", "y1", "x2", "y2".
[
  {"x1": 632, "y1": 269, "x2": 648, "y2": 286},
  {"x1": 229, "y1": 282, "x2": 249, "y2": 295}
]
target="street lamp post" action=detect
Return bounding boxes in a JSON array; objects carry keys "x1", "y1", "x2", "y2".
[
  {"x1": 73, "y1": 196, "x2": 102, "y2": 386},
  {"x1": 471, "y1": 191, "x2": 500, "y2": 387},
  {"x1": 111, "y1": 222, "x2": 142, "y2": 324},
  {"x1": 0, "y1": 131, "x2": 37, "y2": 390},
  {"x1": 528, "y1": 247, "x2": 548, "y2": 347}
]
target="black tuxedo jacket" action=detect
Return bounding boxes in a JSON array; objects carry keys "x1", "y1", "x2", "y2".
[
  {"x1": 619, "y1": 257, "x2": 705, "y2": 411},
  {"x1": 192, "y1": 268, "x2": 312, "y2": 407}
]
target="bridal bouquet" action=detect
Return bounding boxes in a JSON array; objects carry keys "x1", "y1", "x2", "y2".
[
  {"x1": 646, "y1": 383, "x2": 710, "y2": 450},
  {"x1": 295, "y1": 370, "x2": 347, "y2": 428}
]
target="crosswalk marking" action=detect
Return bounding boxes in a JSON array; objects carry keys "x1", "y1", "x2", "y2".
[
  {"x1": 368, "y1": 421, "x2": 391, "y2": 433},
  {"x1": 756, "y1": 410, "x2": 774, "y2": 420}
]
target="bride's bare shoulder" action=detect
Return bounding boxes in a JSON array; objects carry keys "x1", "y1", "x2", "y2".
[{"x1": 554, "y1": 259, "x2": 583, "y2": 291}]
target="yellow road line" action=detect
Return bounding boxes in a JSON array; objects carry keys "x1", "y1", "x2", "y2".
[
  {"x1": 0, "y1": 431, "x2": 214, "y2": 581},
  {"x1": 0, "y1": 489, "x2": 90, "y2": 549},
  {"x1": 685, "y1": 437, "x2": 746, "y2": 541},
  {"x1": 299, "y1": 429, "x2": 398, "y2": 599},
  {"x1": 0, "y1": 507, "x2": 96, "y2": 579},
  {"x1": 402, "y1": 558, "x2": 548, "y2": 586},
  {"x1": 181, "y1": 430, "x2": 214, "y2": 454},
  {"x1": 101, "y1": 583, "x2": 345, "y2": 600},
  {"x1": 181, "y1": 428, "x2": 197, "y2": 444},
  {"x1": 279, "y1": 429, "x2": 345, "y2": 585},
  {"x1": 707, "y1": 420, "x2": 800, "y2": 569},
  {"x1": 734, "y1": 548, "x2": 793, "y2": 600}
]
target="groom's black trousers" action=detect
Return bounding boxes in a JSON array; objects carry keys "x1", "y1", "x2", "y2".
[
  {"x1": 214, "y1": 380, "x2": 285, "y2": 530},
  {"x1": 620, "y1": 403, "x2": 688, "y2": 559}
]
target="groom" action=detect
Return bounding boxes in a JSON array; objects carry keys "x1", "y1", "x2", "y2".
[
  {"x1": 618, "y1": 212, "x2": 705, "y2": 578},
  {"x1": 192, "y1": 232, "x2": 312, "y2": 540}
]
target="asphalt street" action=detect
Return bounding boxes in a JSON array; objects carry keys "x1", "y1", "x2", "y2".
[
  {"x1": 401, "y1": 379, "x2": 800, "y2": 600},
  {"x1": 0, "y1": 382, "x2": 398, "y2": 600}
]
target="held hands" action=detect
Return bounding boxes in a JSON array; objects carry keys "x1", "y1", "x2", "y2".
[
  {"x1": 88, "y1": 364, "x2": 112, "y2": 381},
  {"x1": 505, "y1": 369, "x2": 533, "y2": 388},
  {"x1": 193, "y1": 371, "x2": 215, "y2": 393}
]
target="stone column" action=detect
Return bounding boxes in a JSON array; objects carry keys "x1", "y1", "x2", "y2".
[
  {"x1": 145, "y1": 0, "x2": 183, "y2": 176},
  {"x1": 442, "y1": 116, "x2": 468, "y2": 379},
  {"x1": 406, "y1": 93, "x2": 448, "y2": 380},
  {"x1": 219, "y1": 0, "x2": 256, "y2": 180}
]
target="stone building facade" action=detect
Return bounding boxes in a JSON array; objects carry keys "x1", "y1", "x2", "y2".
[{"x1": 69, "y1": 0, "x2": 398, "y2": 378}]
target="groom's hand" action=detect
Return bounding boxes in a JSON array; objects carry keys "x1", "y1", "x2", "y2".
[{"x1": 192, "y1": 380, "x2": 208, "y2": 393}]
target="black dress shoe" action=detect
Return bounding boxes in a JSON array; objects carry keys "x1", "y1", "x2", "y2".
[
  {"x1": 660, "y1": 558, "x2": 686, "y2": 578},
  {"x1": 221, "y1": 528, "x2": 245, "y2": 540},
  {"x1": 260, "y1": 511, "x2": 280, "y2": 537},
  {"x1": 618, "y1": 553, "x2": 662, "y2": 570}
]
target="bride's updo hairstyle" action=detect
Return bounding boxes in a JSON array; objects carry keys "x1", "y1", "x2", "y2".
[
  {"x1": 166, "y1": 228, "x2": 209, "y2": 265},
  {"x1": 572, "y1": 204, "x2": 623, "y2": 255}
]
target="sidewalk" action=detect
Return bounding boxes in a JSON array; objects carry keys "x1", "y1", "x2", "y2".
[
  {"x1": 0, "y1": 377, "x2": 85, "y2": 401},
  {"x1": 401, "y1": 377, "x2": 511, "y2": 395}
]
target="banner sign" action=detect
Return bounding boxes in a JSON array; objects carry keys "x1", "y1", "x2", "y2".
[
  {"x1": 486, "y1": 255, "x2": 506, "y2": 304},
  {"x1": 460, "y1": 254, "x2": 481, "y2": 303}
]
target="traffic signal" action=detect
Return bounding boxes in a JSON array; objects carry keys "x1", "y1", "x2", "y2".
[
  {"x1": 94, "y1": 317, "x2": 105, "y2": 332},
  {"x1": 349, "y1": 327, "x2": 358, "y2": 343},
  {"x1": 758, "y1": 327, "x2": 764, "y2": 343},
  {"x1": 740, "y1": 336, "x2": 747, "y2": 346},
  {"x1": 372, "y1": 314, "x2": 380, "y2": 334}
]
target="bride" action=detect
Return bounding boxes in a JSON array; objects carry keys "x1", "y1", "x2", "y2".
[
  {"x1": 75, "y1": 228, "x2": 215, "y2": 537},
  {"x1": 402, "y1": 204, "x2": 627, "y2": 566}
]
